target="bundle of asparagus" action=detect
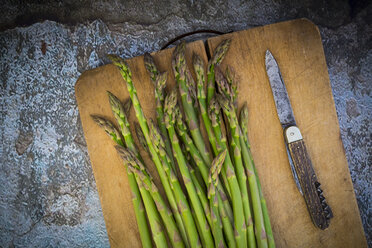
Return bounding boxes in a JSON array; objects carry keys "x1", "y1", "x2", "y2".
[{"x1": 92, "y1": 39, "x2": 275, "y2": 248}]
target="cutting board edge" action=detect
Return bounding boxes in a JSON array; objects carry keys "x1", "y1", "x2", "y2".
[{"x1": 73, "y1": 19, "x2": 368, "y2": 248}]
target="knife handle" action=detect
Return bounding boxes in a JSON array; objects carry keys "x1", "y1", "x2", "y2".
[{"x1": 285, "y1": 126, "x2": 333, "y2": 229}]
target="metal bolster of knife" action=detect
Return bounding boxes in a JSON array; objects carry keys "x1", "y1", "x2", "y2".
[{"x1": 284, "y1": 126, "x2": 333, "y2": 229}]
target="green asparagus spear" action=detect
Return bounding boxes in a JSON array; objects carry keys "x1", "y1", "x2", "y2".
[
  {"x1": 208, "y1": 150, "x2": 228, "y2": 248},
  {"x1": 164, "y1": 90, "x2": 214, "y2": 248},
  {"x1": 91, "y1": 116, "x2": 152, "y2": 248},
  {"x1": 218, "y1": 95, "x2": 267, "y2": 248},
  {"x1": 193, "y1": 53, "x2": 218, "y2": 156},
  {"x1": 91, "y1": 116, "x2": 125, "y2": 147},
  {"x1": 189, "y1": 164, "x2": 211, "y2": 228},
  {"x1": 107, "y1": 92, "x2": 143, "y2": 160},
  {"x1": 217, "y1": 187, "x2": 237, "y2": 248},
  {"x1": 144, "y1": 54, "x2": 176, "y2": 171},
  {"x1": 214, "y1": 66, "x2": 233, "y2": 101},
  {"x1": 207, "y1": 39, "x2": 232, "y2": 105},
  {"x1": 175, "y1": 110, "x2": 236, "y2": 247},
  {"x1": 240, "y1": 103, "x2": 275, "y2": 248},
  {"x1": 185, "y1": 67, "x2": 200, "y2": 118},
  {"x1": 172, "y1": 42, "x2": 212, "y2": 165},
  {"x1": 116, "y1": 147, "x2": 168, "y2": 248},
  {"x1": 135, "y1": 122, "x2": 150, "y2": 155},
  {"x1": 105, "y1": 42, "x2": 276, "y2": 248},
  {"x1": 215, "y1": 71, "x2": 256, "y2": 248},
  {"x1": 225, "y1": 65, "x2": 238, "y2": 108},
  {"x1": 123, "y1": 98, "x2": 132, "y2": 116},
  {"x1": 153, "y1": 71, "x2": 169, "y2": 133},
  {"x1": 144, "y1": 53, "x2": 159, "y2": 81},
  {"x1": 186, "y1": 149, "x2": 207, "y2": 193},
  {"x1": 207, "y1": 98, "x2": 230, "y2": 193},
  {"x1": 148, "y1": 119, "x2": 190, "y2": 246},
  {"x1": 122, "y1": 148, "x2": 185, "y2": 248},
  {"x1": 208, "y1": 97, "x2": 247, "y2": 248},
  {"x1": 175, "y1": 109, "x2": 234, "y2": 223},
  {"x1": 217, "y1": 95, "x2": 257, "y2": 248},
  {"x1": 108, "y1": 54, "x2": 201, "y2": 248}
]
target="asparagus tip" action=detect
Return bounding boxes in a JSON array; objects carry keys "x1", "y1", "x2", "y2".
[
  {"x1": 91, "y1": 116, "x2": 123, "y2": 145},
  {"x1": 212, "y1": 149, "x2": 227, "y2": 176},
  {"x1": 123, "y1": 98, "x2": 132, "y2": 116},
  {"x1": 211, "y1": 38, "x2": 232, "y2": 65},
  {"x1": 208, "y1": 149, "x2": 227, "y2": 197},
  {"x1": 143, "y1": 53, "x2": 153, "y2": 64},
  {"x1": 106, "y1": 91, "x2": 131, "y2": 118},
  {"x1": 240, "y1": 102, "x2": 248, "y2": 119},
  {"x1": 155, "y1": 71, "x2": 168, "y2": 91},
  {"x1": 192, "y1": 53, "x2": 203, "y2": 67},
  {"x1": 144, "y1": 53, "x2": 159, "y2": 82},
  {"x1": 134, "y1": 122, "x2": 149, "y2": 152},
  {"x1": 107, "y1": 54, "x2": 131, "y2": 76},
  {"x1": 91, "y1": 115, "x2": 116, "y2": 132},
  {"x1": 164, "y1": 88, "x2": 178, "y2": 111},
  {"x1": 216, "y1": 93, "x2": 234, "y2": 114},
  {"x1": 215, "y1": 65, "x2": 234, "y2": 100},
  {"x1": 107, "y1": 54, "x2": 123, "y2": 65},
  {"x1": 107, "y1": 91, "x2": 119, "y2": 108}
]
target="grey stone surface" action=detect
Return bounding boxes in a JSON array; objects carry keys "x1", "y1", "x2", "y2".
[
  {"x1": 0, "y1": 1, "x2": 370, "y2": 247},
  {"x1": 0, "y1": 0, "x2": 355, "y2": 31}
]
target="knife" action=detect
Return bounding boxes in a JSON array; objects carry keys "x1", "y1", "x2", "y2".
[{"x1": 265, "y1": 50, "x2": 333, "y2": 229}]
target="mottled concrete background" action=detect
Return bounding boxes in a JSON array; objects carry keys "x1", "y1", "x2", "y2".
[{"x1": 0, "y1": 0, "x2": 370, "y2": 247}]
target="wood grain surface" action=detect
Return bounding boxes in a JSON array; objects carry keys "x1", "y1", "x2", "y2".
[{"x1": 75, "y1": 19, "x2": 367, "y2": 247}]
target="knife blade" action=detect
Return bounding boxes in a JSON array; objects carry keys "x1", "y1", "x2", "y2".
[{"x1": 265, "y1": 50, "x2": 333, "y2": 229}]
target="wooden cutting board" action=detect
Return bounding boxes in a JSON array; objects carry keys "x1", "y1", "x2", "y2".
[{"x1": 75, "y1": 19, "x2": 367, "y2": 248}]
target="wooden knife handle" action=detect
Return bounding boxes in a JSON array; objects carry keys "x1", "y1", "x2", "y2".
[{"x1": 285, "y1": 126, "x2": 333, "y2": 229}]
